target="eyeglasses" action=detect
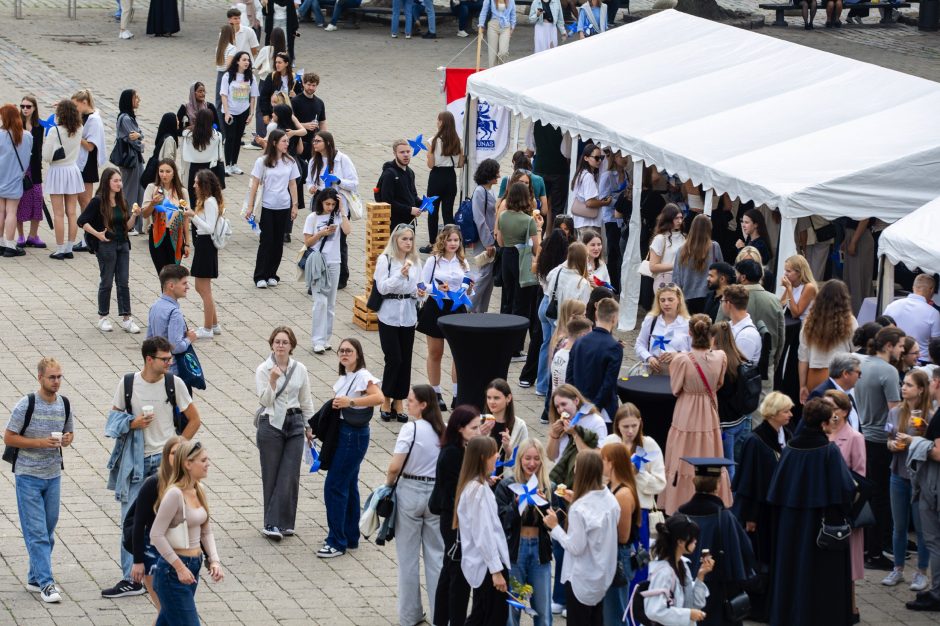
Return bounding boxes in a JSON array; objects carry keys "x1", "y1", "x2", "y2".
[
  {"x1": 151, "y1": 355, "x2": 173, "y2": 364},
  {"x1": 338, "y1": 348, "x2": 355, "y2": 355},
  {"x1": 20, "y1": 104, "x2": 33, "y2": 110}
]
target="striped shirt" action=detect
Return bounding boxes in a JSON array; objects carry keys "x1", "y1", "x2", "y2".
[{"x1": 4, "y1": 395, "x2": 72, "y2": 479}]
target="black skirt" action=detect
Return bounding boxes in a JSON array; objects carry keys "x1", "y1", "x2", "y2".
[
  {"x1": 190, "y1": 233, "x2": 218, "y2": 279},
  {"x1": 416, "y1": 298, "x2": 467, "y2": 338},
  {"x1": 81, "y1": 147, "x2": 99, "y2": 183}
]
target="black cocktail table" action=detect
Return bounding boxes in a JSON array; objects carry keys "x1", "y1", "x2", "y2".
[{"x1": 616, "y1": 374, "x2": 676, "y2": 453}]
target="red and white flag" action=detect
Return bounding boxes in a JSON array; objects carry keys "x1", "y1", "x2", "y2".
[{"x1": 444, "y1": 67, "x2": 510, "y2": 166}]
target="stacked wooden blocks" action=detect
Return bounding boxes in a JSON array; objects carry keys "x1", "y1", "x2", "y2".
[{"x1": 352, "y1": 202, "x2": 391, "y2": 331}]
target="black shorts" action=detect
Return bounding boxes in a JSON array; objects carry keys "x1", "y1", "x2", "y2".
[{"x1": 81, "y1": 147, "x2": 99, "y2": 183}]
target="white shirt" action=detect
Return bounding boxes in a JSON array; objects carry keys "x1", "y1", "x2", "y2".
[
  {"x1": 650, "y1": 231, "x2": 686, "y2": 285},
  {"x1": 181, "y1": 130, "x2": 224, "y2": 167},
  {"x1": 635, "y1": 314, "x2": 691, "y2": 363},
  {"x1": 644, "y1": 559, "x2": 709, "y2": 626},
  {"x1": 252, "y1": 156, "x2": 299, "y2": 209},
  {"x1": 555, "y1": 410, "x2": 607, "y2": 460},
  {"x1": 731, "y1": 314, "x2": 762, "y2": 365},
  {"x1": 544, "y1": 265, "x2": 592, "y2": 306},
  {"x1": 422, "y1": 254, "x2": 470, "y2": 292},
  {"x1": 219, "y1": 72, "x2": 259, "y2": 116},
  {"x1": 303, "y1": 211, "x2": 342, "y2": 264},
  {"x1": 190, "y1": 197, "x2": 220, "y2": 236},
  {"x1": 111, "y1": 374, "x2": 193, "y2": 457},
  {"x1": 550, "y1": 488, "x2": 620, "y2": 605},
  {"x1": 588, "y1": 261, "x2": 610, "y2": 286},
  {"x1": 78, "y1": 111, "x2": 106, "y2": 170},
  {"x1": 333, "y1": 368, "x2": 380, "y2": 398},
  {"x1": 308, "y1": 151, "x2": 360, "y2": 195},
  {"x1": 395, "y1": 420, "x2": 441, "y2": 478},
  {"x1": 883, "y1": 293, "x2": 940, "y2": 361},
  {"x1": 458, "y1": 479, "x2": 511, "y2": 588},
  {"x1": 551, "y1": 347, "x2": 571, "y2": 390},
  {"x1": 234, "y1": 24, "x2": 259, "y2": 57},
  {"x1": 600, "y1": 435, "x2": 667, "y2": 509},
  {"x1": 254, "y1": 357, "x2": 315, "y2": 430},
  {"x1": 572, "y1": 170, "x2": 602, "y2": 229},
  {"x1": 373, "y1": 253, "x2": 420, "y2": 327}
]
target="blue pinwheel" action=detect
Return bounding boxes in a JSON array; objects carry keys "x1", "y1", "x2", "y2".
[
  {"x1": 449, "y1": 286, "x2": 473, "y2": 312},
  {"x1": 295, "y1": 72, "x2": 304, "y2": 86},
  {"x1": 429, "y1": 282, "x2": 449, "y2": 309},
  {"x1": 566, "y1": 22, "x2": 580, "y2": 36},
  {"x1": 38, "y1": 113, "x2": 57, "y2": 136},
  {"x1": 632, "y1": 451, "x2": 650, "y2": 472},
  {"x1": 506, "y1": 591, "x2": 538, "y2": 616},
  {"x1": 615, "y1": 180, "x2": 628, "y2": 194},
  {"x1": 651, "y1": 334, "x2": 671, "y2": 352},
  {"x1": 320, "y1": 164, "x2": 341, "y2": 187},
  {"x1": 408, "y1": 134, "x2": 428, "y2": 156},
  {"x1": 495, "y1": 446, "x2": 519, "y2": 473},
  {"x1": 308, "y1": 441, "x2": 321, "y2": 472},
  {"x1": 592, "y1": 275, "x2": 616, "y2": 291},
  {"x1": 246, "y1": 214, "x2": 259, "y2": 233},
  {"x1": 419, "y1": 195, "x2": 439, "y2": 215},
  {"x1": 508, "y1": 474, "x2": 548, "y2": 515},
  {"x1": 213, "y1": 123, "x2": 219, "y2": 131},
  {"x1": 568, "y1": 403, "x2": 594, "y2": 428},
  {"x1": 153, "y1": 197, "x2": 180, "y2": 216}
]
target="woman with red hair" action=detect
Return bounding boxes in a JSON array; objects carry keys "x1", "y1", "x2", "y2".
[{"x1": 0, "y1": 103, "x2": 33, "y2": 257}]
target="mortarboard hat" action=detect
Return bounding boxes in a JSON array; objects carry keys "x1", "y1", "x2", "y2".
[{"x1": 681, "y1": 457, "x2": 735, "y2": 477}]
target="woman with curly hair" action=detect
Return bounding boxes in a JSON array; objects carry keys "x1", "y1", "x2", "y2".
[
  {"x1": 45, "y1": 99, "x2": 85, "y2": 259},
  {"x1": 798, "y1": 279, "x2": 858, "y2": 404}
]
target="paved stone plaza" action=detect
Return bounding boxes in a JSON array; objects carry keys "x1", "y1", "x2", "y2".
[{"x1": 0, "y1": 1, "x2": 939, "y2": 624}]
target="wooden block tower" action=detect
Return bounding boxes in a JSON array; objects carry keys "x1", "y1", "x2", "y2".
[{"x1": 352, "y1": 202, "x2": 391, "y2": 331}]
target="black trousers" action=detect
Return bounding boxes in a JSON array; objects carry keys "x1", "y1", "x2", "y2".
[
  {"x1": 426, "y1": 167, "x2": 458, "y2": 245},
  {"x1": 253, "y1": 207, "x2": 290, "y2": 283},
  {"x1": 499, "y1": 246, "x2": 537, "y2": 355},
  {"x1": 378, "y1": 321, "x2": 415, "y2": 400},
  {"x1": 433, "y1": 523, "x2": 471, "y2": 626},
  {"x1": 864, "y1": 439, "x2": 893, "y2": 558},
  {"x1": 605, "y1": 221, "x2": 622, "y2": 293},
  {"x1": 339, "y1": 229, "x2": 349, "y2": 288},
  {"x1": 466, "y1": 567, "x2": 509, "y2": 626},
  {"x1": 520, "y1": 286, "x2": 543, "y2": 384},
  {"x1": 541, "y1": 173, "x2": 569, "y2": 218},
  {"x1": 223, "y1": 109, "x2": 249, "y2": 166},
  {"x1": 565, "y1": 582, "x2": 603, "y2": 625}
]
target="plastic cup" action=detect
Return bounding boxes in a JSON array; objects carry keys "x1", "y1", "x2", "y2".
[{"x1": 142, "y1": 405, "x2": 154, "y2": 417}]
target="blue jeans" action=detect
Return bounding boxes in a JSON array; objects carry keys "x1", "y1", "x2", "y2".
[
  {"x1": 509, "y1": 537, "x2": 552, "y2": 626},
  {"x1": 631, "y1": 509, "x2": 650, "y2": 586},
  {"x1": 330, "y1": 0, "x2": 363, "y2": 24},
  {"x1": 391, "y1": 0, "x2": 414, "y2": 34},
  {"x1": 16, "y1": 474, "x2": 61, "y2": 587},
  {"x1": 603, "y1": 544, "x2": 634, "y2": 626},
  {"x1": 154, "y1": 555, "x2": 202, "y2": 626},
  {"x1": 890, "y1": 474, "x2": 929, "y2": 570},
  {"x1": 721, "y1": 417, "x2": 751, "y2": 482},
  {"x1": 121, "y1": 453, "x2": 162, "y2": 579},
  {"x1": 536, "y1": 295, "x2": 555, "y2": 395},
  {"x1": 551, "y1": 538, "x2": 565, "y2": 607},
  {"x1": 299, "y1": 0, "x2": 326, "y2": 24},
  {"x1": 450, "y1": 0, "x2": 483, "y2": 30},
  {"x1": 324, "y1": 422, "x2": 370, "y2": 550}
]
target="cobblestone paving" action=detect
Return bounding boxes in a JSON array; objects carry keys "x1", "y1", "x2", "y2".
[{"x1": 0, "y1": 2, "x2": 938, "y2": 625}]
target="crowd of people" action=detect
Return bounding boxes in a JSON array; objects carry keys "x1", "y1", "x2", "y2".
[{"x1": 2, "y1": 3, "x2": 940, "y2": 626}]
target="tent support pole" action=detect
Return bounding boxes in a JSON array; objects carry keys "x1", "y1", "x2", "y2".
[
  {"x1": 618, "y1": 159, "x2": 645, "y2": 331},
  {"x1": 461, "y1": 93, "x2": 475, "y2": 195},
  {"x1": 566, "y1": 137, "x2": 579, "y2": 214},
  {"x1": 877, "y1": 257, "x2": 895, "y2": 316},
  {"x1": 775, "y1": 217, "x2": 798, "y2": 297}
]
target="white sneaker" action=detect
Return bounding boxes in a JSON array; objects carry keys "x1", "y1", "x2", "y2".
[
  {"x1": 881, "y1": 569, "x2": 904, "y2": 586},
  {"x1": 224, "y1": 165, "x2": 233, "y2": 175},
  {"x1": 97, "y1": 318, "x2": 113, "y2": 332},
  {"x1": 244, "y1": 142, "x2": 262, "y2": 151},
  {"x1": 910, "y1": 571, "x2": 929, "y2": 591},
  {"x1": 267, "y1": 278, "x2": 279, "y2": 287},
  {"x1": 212, "y1": 324, "x2": 222, "y2": 335},
  {"x1": 313, "y1": 344, "x2": 326, "y2": 354},
  {"x1": 120, "y1": 318, "x2": 141, "y2": 334},
  {"x1": 119, "y1": 30, "x2": 134, "y2": 39},
  {"x1": 232, "y1": 165, "x2": 244, "y2": 175},
  {"x1": 325, "y1": 23, "x2": 338, "y2": 31},
  {"x1": 40, "y1": 583, "x2": 61, "y2": 603},
  {"x1": 457, "y1": 30, "x2": 469, "y2": 37},
  {"x1": 551, "y1": 602, "x2": 564, "y2": 615},
  {"x1": 195, "y1": 327, "x2": 214, "y2": 340},
  {"x1": 391, "y1": 32, "x2": 398, "y2": 38},
  {"x1": 127, "y1": 230, "x2": 140, "y2": 237},
  {"x1": 256, "y1": 280, "x2": 268, "y2": 289}
]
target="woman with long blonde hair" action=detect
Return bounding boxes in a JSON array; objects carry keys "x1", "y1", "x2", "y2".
[
  {"x1": 798, "y1": 279, "x2": 857, "y2": 403},
  {"x1": 779, "y1": 254, "x2": 817, "y2": 320},
  {"x1": 635, "y1": 284, "x2": 691, "y2": 375},
  {"x1": 150, "y1": 441, "x2": 223, "y2": 625}
]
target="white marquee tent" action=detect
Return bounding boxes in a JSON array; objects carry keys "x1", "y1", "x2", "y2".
[
  {"x1": 877, "y1": 196, "x2": 940, "y2": 311},
  {"x1": 466, "y1": 9, "x2": 940, "y2": 329}
]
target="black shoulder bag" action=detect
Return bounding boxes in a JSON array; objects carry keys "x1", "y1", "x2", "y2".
[
  {"x1": 298, "y1": 208, "x2": 336, "y2": 269},
  {"x1": 545, "y1": 268, "x2": 562, "y2": 320},
  {"x1": 366, "y1": 254, "x2": 391, "y2": 311}
]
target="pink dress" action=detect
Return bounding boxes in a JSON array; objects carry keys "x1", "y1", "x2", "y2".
[
  {"x1": 829, "y1": 422, "x2": 866, "y2": 581},
  {"x1": 658, "y1": 349, "x2": 732, "y2": 514}
]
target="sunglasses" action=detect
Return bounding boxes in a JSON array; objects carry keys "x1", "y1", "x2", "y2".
[
  {"x1": 187, "y1": 441, "x2": 203, "y2": 457},
  {"x1": 20, "y1": 104, "x2": 34, "y2": 110}
]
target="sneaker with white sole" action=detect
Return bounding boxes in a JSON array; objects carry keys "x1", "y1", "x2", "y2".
[
  {"x1": 256, "y1": 280, "x2": 268, "y2": 289},
  {"x1": 225, "y1": 165, "x2": 234, "y2": 175},
  {"x1": 881, "y1": 569, "x2": 904, "y2": 586},
  {"x1": 551, "y1": 602, "x2": 564, "y2": 615},
  {"x1": 120, "y1": 318, "x2": 141, "y2": 334},
  {"x1": 244, "y1": 142, "x2": 262, "y2": 150},
  {"x1": 325, "y1": 23, "x2": 338, "y2": 31},
  {"x1": 101, "y1": 579, "x2": 145, "y2": 598},
  {"x1": 313, "y1": 344, "x2": 326, "y2": 354},
  {"x1": 119, "y1": 30, "x2": 134, "y2": 39},
  {"x1": 232, "y1": 165, "x2": 244, "y2": 175},
  {"x1": 26, "y1": 581, "x2": 41, "y2": 593},
  {"x1": 457, "y1": 29, "x2": 469, "y2": 37},
  {"x1": 911, "y1": 571, "x2": 929, "y2": 591},
  {"x1": 212, "y1": 324, "x2": 222, "y2": 335},
  {"x1": 97, "y1": 318, "x2": 113, "y2": 332},
  {"x1": 261, "y1": 526, "x2": 283, "y2": 541},
  {"x1": 40, "y1": 583, "x2": 61, "y2": 603},
  {"x1": 195, "y1": 327, "x2": 214, "y2": 340},
  {"x1": 281, "y1": 528, "x2": 295, "y2": 536},
  {"x1": 317, "y1": 544, "x2": 345, "y2": 558},
  {"x1": 267, "y1": 278, "x2": 279, "y2": 287}
]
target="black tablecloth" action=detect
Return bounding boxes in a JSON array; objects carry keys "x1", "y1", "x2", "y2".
[
  {"x1": 438, "y1": 313, "x2": 529, "y2": 412},
  {"x1": 616, "y1": 374, "x2": 676, "y2": 453},
  {"x1": 774, "y1": 316, "x2": 802, "y2": 420}
]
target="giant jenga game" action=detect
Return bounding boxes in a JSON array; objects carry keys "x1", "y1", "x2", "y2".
[{"x1": 352, "y1": 202, "x2": 391, "y2": 331}]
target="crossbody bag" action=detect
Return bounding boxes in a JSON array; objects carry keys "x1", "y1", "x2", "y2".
[
  {"x1": 253, "y1": 357, "x2": 299, "y2": 428},
  {"x1": 7, "y1": 132, "x2": 32, "y2": 190},
  {"x1": 376, "y1": 426, "x2": 417, "y2": 518}
]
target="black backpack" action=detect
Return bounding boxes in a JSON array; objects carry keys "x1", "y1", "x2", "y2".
[
  {"x1": 2, "y1": 394, "x2": 71, "y2": 471},
  {"x1": 123, "y1": 373, "x2": 186, "y2": 435},
  {"x1": 731, "y1": 360, "x2": 762, "y2": 417}
]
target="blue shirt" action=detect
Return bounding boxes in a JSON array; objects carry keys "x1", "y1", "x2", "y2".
[
  {"x1": 479, "y1": 0, "x2": 517, "y2": 29},
  {"x1": 147, "y1": 294, "x2": 190, "y2": 374},
  {"x1": 577, "y1": 6, "x2": 603, "y2": 36}
]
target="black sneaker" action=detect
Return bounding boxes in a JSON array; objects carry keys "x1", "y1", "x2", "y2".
[
  {"x1": 419, "y1": 245, "x2": 433, "y2": 254},
  {"x1": 101, "y1": 579, "x2": 146, "y2": 598},
  {"x1": 864, "y1": 555, "x2": 894, "y2": 571},
  {"x1": 283, "y1": 233, "x2": 292, "y2": 243},
  {"x1": 422, "y1": 31, "x2": 437, "y2": 39},
  {"x1": 317, "y1": 544, "x2": 345, "y2": 558},
  {"x1": 450, "y1": 397, "x2": 456, "y2": 411},
  {"x1": 73, "y1": 242, "x2": 88, "y2": 253},
  {"x1": 518, "y1": 380, "x2": 533, "y2": 388},
  {"x1": 436, "y1": 393, "x2": 446, "y2": 412}
]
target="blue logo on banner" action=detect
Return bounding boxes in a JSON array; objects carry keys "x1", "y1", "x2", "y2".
[{"x1": 477, "y1": 102, "x2": 498, "y2": 149}]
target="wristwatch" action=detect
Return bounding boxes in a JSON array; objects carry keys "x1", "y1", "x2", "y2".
[{"x1": 350, "y1": 398, "x2": 356, "y2": 408}]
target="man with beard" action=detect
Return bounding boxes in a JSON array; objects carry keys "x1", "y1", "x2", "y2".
[
  {"x1": 378, "y1": 139, "x2": 421, "y2": 232},
  {"x1": 704, "y1": 261, "x2": 735, "y2": 322}
]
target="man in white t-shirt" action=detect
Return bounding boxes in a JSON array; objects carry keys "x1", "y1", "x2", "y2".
[
  {"x1": 722, "y1": 284, "x2": 762, "y2": 365},
  {"x1": 229, "y1": 5, "x2": 260, "y2": 57},
  {"x1": 100, "y1": 336, "x2": 201, "y2": 600}
]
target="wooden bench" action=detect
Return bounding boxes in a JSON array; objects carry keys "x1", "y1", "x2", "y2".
[{"x1": 759, "y1": 1, "x2": 910, "y2": 26}]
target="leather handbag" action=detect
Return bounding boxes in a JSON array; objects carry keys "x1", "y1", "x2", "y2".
[
  {"x1": 545, "y1": 269, "x2": 562, "y2": 320},
  {"x1": 366, "y1": 254, "x2": 390, "y2": 312},
  {"x1": 716, "y1": 511, "x2": 752, "y2": 622},
  {"x1": 571, "y1": 196, "x2": 599, "y2": 219},
  {"x1": 816, "y1": 518, "x2": 852, "y2": 551}
]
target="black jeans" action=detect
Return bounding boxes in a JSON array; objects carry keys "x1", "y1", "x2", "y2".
[
  {"x1": 426, "y1": 167, "x2": 458, "y2": 245},
  {"x1": 434, "y1": 522, "x2": 471, "y2": 626},
  {"x1": 865, "y1": 439, "x2": 893, "y2": 558},
  {"x1": 96, "y1": 240, "x2": 131, "y2": 317},
  {"x1": 466, "y1": 567, "x2": 509, "y2": 626},
  {"x1": 520, "y1": 286, "x2": 543, "y2": 384},
  {"x1": 500, "y1": 246, "x2": 537, "y2": 355},
  {"x1": 223, "y1": 109, "x2": 250, "y2": 166},
  {"x1": 378, "y1": 321, "x2": 416, "y2": 400},
  {"x1": 254, "y1": 207, "x2": 291, "y2": 283},
  {"x1": 339, "y1": 229, "x2": 349, "y2": 288},
  {"x1": 605, "y1": 221, "x2": 622, "y2": 293},
  {"x1": 565, "y1": 582, "x2": 603, "y2": 625}
]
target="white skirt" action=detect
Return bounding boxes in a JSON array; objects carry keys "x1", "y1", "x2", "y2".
[
  {"x1": 534, "y1": 21, "x2": 559, "y2": 54},
  {"x1": 45, "y1": 163, "x2": 85, "y2": 195}
]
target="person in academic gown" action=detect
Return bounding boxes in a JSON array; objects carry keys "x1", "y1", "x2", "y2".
[
  {"x1": 731, "y1": 392, "x2": 793, "y2": 622},
  {"x1": 146, "y1": 0, "x2": 181, "y2": 36},
  {"x1": 766, "y1": 398, "x2": 856, "y2": 626},
  {"x1": 678, "y1": 457, "x2": 756, "y2": 626}
]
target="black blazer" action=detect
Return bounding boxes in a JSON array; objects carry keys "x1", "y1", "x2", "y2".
[{"x1": 566, "y1": 327, "x2": 623, "y2": 419}]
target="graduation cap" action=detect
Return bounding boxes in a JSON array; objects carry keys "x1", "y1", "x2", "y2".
[{"x1": 681, "y1": 457, "x2": 734, "y2": 477}]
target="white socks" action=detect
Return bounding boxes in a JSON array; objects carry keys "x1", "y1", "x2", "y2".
[
  {"x1": 65, "y1": 241, "x2": 73, "y2": 253},
  {"x1": 433, "y1": 385, "x2": 442, "y2": 393}
]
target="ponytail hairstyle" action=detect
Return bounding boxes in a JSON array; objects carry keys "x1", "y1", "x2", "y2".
[
  {"x1": 651, "y1": 513, "x2": 700, "y2": 585},
  {"x1": 453, "y1": 436, "x2": 498, "y2": 529}
]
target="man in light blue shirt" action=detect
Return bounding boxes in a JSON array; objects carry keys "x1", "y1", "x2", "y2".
[
  {"x1": 147, "y1": 265, "x2": 197, "y2": 375},
  {"x1": 883, "y1": 274, "x2": 940, "y2": 363}
]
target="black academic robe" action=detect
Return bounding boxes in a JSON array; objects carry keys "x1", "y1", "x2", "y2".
[
  {"x1": 731, "y1": 422, "x2": 789, "y2": 622},
  {"x1": 678, "y1": 493, "x2": 756, "y2": 626},
  {"x1": 766, "y1": 430, "x2": 855, "y2": 626}
]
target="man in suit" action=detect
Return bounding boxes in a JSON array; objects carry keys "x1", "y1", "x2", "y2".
[
  {"x1": 808, "y1": 353, "x2": 862, "y2": 430},
  {"x1": 566, "y1": 297, "x2": 623, "y2": 424}
]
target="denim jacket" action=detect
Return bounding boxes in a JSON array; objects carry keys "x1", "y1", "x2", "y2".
[
  {"x1": 528, "y1": 0, "x2": 565, "y2": 35},
  {"x1": 479, "y1": 0, "x2": 517, "y2": 29},
  {"x1": 106, "y1": 409, "x2": 145, "y2": 503}
]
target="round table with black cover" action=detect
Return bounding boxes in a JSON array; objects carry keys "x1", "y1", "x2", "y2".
[
  {"x1": 438, "y1": 313, "x2": 529, "y2": 412},
  {"x1": 616, "y1": 374, "x2": 676, "y2": 454}
]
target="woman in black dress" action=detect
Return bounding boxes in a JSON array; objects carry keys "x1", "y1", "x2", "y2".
[{"x1": 146, "y1": 0, "x2": 180, "y2": 36}]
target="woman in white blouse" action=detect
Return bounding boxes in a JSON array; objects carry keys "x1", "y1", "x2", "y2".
[
  {"x1": 456, "y1": 435, "x2": 511, "y2": 625},
  {"x1": 254, "y1": 326, "x2": 315, "y2": 541},
  {"x1": 543, "y1": 449, "x2": 620, "y2": 623},
  {"x1": 374, "y1": 223, "x2": 422, "y2": 422},
  {"x1": 72, "y1": 89, "x2": 106, "y2": 217},
  {"x1": 44, "y1": 99, "x2": 85, "y2": 260},
  {"x1": 570, "y1": 144, "x2": 611, "y2": 235},
  {"x1": 648, "y1": 203, "x2": 686, "y2": 291},
  {"x1": 304, "y1": 187, "x2": 351, "y2": 353},
  {"x1": 543, "y1": 241, "x2": 593, "y2": 310},
  {"x1": 417, "y1": 224, "x2": 472, "y2": 411},
  {"x1": 180, "y1": 109, "x2": 224, "y2": 202},
  {"x1": 183, "y1": 169, "x2": 224, "y2": 338},
  {"x1": 307, "y1": 130, "x2": 358, "y2": 289},
  {"x1": 581, "y1": 229, "x2": 610, "y2": 285},
  {"x1": 384, "y1": 385, "x2": 446, "y2": 626},
  {"x1": 644, "y1": 514, "x2": 711, "y2": 625},
  {"x1": 635, "y1": 283, "x2": 692, "y2": 375}
]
